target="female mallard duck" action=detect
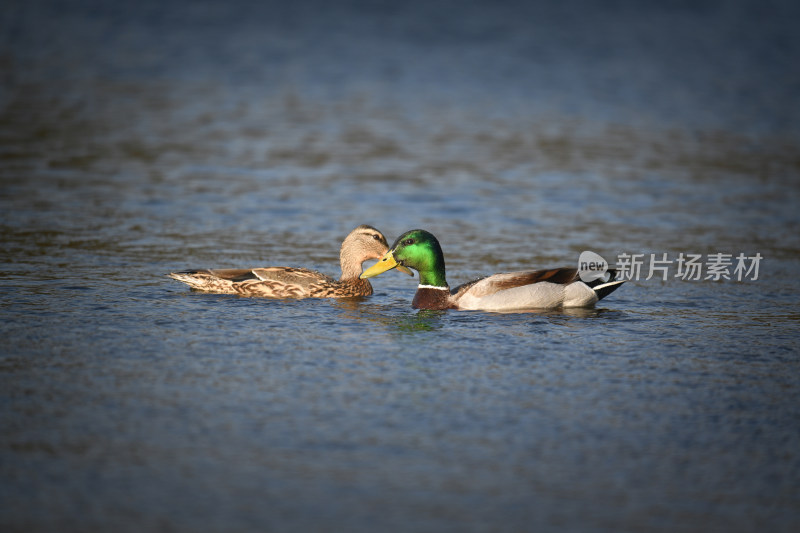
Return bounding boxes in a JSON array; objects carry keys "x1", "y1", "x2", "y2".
[
  {"x1": 169, "y1": 225, "x2": 412, "y2": 298},
  {"x1": 360, "y1": 229, "x2": 625, "y2": 311}
]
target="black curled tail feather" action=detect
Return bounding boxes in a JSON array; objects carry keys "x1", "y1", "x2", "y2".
[
  {"x1": 583, "y1": 268, "x2": 618, "y2": 288},
  {"x1": 581, "y1": 268, "x2": 624, "y2": 301}
]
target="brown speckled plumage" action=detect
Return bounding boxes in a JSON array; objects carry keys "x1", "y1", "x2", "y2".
[{"x1": 168, "y1": 225, "x2": 396, "y2": 299}]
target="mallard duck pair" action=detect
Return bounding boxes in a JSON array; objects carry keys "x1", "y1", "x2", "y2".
[{"x1": 169, "y1": 226, "x2": 624, "y2": 310}]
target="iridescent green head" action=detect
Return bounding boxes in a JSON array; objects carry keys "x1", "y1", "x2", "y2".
[{"x1": 361, "y1": 229, "x2": 448, "y2": 287}]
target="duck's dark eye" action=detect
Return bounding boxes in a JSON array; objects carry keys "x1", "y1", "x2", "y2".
[
  {"x1": 372, "y1": 234, "x2": 381, "y2": 241},
  {"x1": 403, "y1": 238, "x2": 415, "y2": 246}
]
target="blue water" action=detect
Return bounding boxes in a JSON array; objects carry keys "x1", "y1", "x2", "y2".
[{"x1": 2, "y1": 1, "x2": 800, "y2": 531}]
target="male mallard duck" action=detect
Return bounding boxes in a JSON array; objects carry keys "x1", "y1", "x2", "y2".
[
  {"x1": 169, "y1": 225, "x2": 412, "y2": 298},
  {"x1": 360, "y1": 229, "x2": 625, "y2": 311}
]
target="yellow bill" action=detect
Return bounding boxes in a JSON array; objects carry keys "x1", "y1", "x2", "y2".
[
  {"x1": 396, "y1": 264, "x2": 414, "y2": 276},
  {"x1": 361, "y1": 251, "x2": 412, "y2": 278}
]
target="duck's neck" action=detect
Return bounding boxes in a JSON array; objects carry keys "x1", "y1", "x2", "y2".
[
  {"x1": 412, "y1": 255, "x2": 452, "y2": 309},
  {"x1": 417, "y1": 268, "x2": 448, "y2": 288},
  {"x1": 340, "y1": 253, "x2": 362, "y2": 281},
  {"x1": 412, "y1": 284, "x2": 451, "y2": 310}
]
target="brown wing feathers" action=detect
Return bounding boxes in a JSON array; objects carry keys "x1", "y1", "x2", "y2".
[
  {"x1": 489, "y1": 267, "x2": 580, "y2": 291},
  {"x1": 206, "y1": 268, "x2": 262, "y2": 282}
]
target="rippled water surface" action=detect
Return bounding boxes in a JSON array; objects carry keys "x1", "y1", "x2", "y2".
[{"x1": 2, "y1": 1, "x2": 800, "y2": 532}]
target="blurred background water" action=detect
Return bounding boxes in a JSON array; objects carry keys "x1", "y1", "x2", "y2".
[{"x1": 1, "y1": 1, "x2": 799, "y2": 532}]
